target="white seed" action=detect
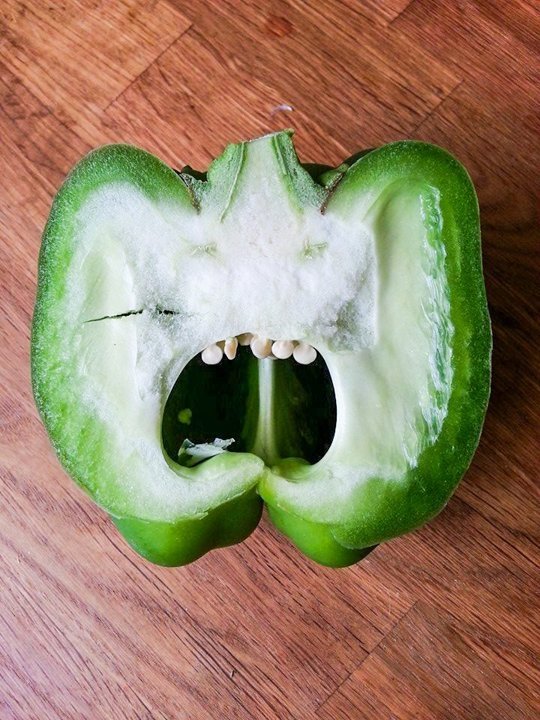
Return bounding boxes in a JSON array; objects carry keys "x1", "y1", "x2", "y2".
[
  {"x1": 293, "y1": 342, "x2": 317, "y2": 365},
  {"x1": 250, "y1": 335, "x2": 272, "y2": 359},
  {"x1": 224, "y1": 336, "x2": 238, "y2": 360},
  {"x1": 272, "y1": 339, "x2": 295, "y2": 359},
  {"x1": 237, "y1": 332, "x2": 253, "y2": 346},
  {"x1": 201, "y1": 344, "x2": 223, "y2": 365}
]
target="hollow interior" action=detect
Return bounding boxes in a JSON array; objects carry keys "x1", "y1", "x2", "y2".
[{"x1": 162, "y1": 346, "x2": 336, "y2": 467}]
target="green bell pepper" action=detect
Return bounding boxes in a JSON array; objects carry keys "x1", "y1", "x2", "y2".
[{"x1": 32, "y1": 131, "x2": 491, "y2": 567}]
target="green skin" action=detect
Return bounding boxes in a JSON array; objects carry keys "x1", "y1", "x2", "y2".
[{"x1": 32, "y1": 133, "x2": 491, "y2": 567}]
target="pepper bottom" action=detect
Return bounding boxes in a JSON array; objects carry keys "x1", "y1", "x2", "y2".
[
  {"x1": 112, "y1": 489, "x2": 262, "y2": 566},
  {"x1": 267, "y1": 505, "x2": 376, "y2": 568}
]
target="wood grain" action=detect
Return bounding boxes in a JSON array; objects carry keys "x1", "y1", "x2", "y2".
[{"x1": 1, "y1": 1, "x2": 539, "y2": 718}]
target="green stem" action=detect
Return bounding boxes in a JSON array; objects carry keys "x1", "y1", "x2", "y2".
[{"x1": 250, "y1": 359, "x2": 280, "y2": 466}]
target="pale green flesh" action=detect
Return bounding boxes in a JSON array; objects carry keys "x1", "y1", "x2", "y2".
[{"x1": 41, "y1": 134, "x2": 452, "y2": 523}]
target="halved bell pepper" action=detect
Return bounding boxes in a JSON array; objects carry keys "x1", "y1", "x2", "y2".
[{"x1": 32, "y1": 131, "x2": 491, "y2": 567}]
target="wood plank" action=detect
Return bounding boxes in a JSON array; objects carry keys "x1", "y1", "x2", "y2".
[
  {"x1": 342, "y1": 0, "x2": 414, "y2": 25},
  {"x1": 369, "y1": 497, "x2": 540, "y2": 684},
  {"x1": 107, "y1": 1, "x2": 461, "y2": 166},
  {"x1": 0, "y1": 61, "x2": 91, "y2": 189},
  {"x1": 393, "y1": 0, "x2": 539, "y2": 81},
  {"x1": 105, "y1": 27, "x2": 320, "y2": 168},
  {"x1": 0, "y1": 0, "x2": 191, "y2": 145},
  {"x1": 318, "y1": 494, "x2": 540, "y2": 717},
  {"x1": 318, "y1": 600, "x2": 540, "y2": 720}
]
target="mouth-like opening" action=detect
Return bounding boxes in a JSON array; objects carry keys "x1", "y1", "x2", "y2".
[{"x1": 161, "y1": 344, "x2": 336, "y2": 468}]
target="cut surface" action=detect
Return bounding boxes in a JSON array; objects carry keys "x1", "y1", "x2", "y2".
[
  {"x1": 32, "y1": 133, "x2": 490, "y2": 548},
  {"x1": 262, "y1": 180, "x2": 453, "y2": 522}
]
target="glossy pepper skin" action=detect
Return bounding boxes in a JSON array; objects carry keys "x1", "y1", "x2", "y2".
[{"x1": 32, "y1": 132, "x2": 491, "y2": 567}]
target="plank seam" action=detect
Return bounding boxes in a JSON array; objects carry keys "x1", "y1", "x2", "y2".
[
  {"x1": 460, "y1": 496, "x2": 539, "y2": 568},
  {"x1": 104, "y1": 22, "x2": 193, "y2": 112},
  {"x1": 389, "y1": 0, "x2": 417, "y2": 26},
  {"x1": 411, "y1": 78, "x2": 464, "y2": 134},
  {"x1": 314, "y1": 599, "x2": 420, "y2": 714}
]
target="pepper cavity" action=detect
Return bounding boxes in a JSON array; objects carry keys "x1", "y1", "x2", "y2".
[{"x1": 200, "y1": 334, "x2": 318, "y2": 365}]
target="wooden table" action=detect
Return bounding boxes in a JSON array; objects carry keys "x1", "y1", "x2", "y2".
[{"x1": 1, "y1": 2, "x2": 538, "y2": 718}]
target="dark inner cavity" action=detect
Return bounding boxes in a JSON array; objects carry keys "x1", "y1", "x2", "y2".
[{"x1": 162, "y1": 346, "x2": 336, "y2": 467}]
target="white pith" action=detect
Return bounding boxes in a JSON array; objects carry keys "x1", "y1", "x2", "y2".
[{"x1": 54, "y1": 137, "x2": 452, "y2": 521}]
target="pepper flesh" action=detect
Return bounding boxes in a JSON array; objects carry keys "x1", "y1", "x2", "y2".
[{"x1": 32, "y1": 132, "x2": 491, "y2": 567}]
